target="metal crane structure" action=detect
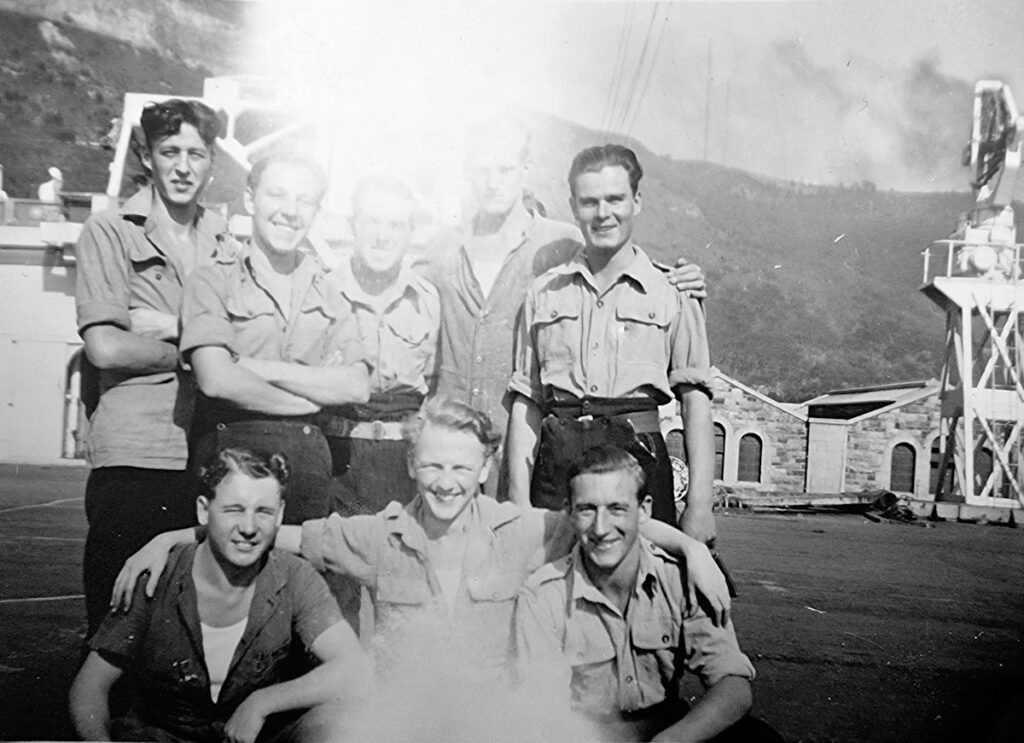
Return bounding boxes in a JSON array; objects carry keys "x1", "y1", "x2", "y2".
[{"x1": 921, "y1": 80, "x2": 1024, "y2": 509}]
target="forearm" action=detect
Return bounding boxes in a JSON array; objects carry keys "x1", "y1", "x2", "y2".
[
  {"x1": 678, "y1": 390, "x2": 716, "y2": 543},
  {"x1": 506, "y1": 395, "x2": 542, "y2": 507},
  {"x1": 194, "y1": 350, "x2": 320, "y2": 416},
  {"x1": 654, "y1": 677, "x2": 751, "y2": 742},
  {"x1": 239, "y1": 358, "x2": 370, "y2": 406},
  {"x1": 640, "y1": 519, "x2": 704, "y2": 558},
  {"x1": 69, "y1": 686, "x2": 111, "y2": 741},
  {"x1": 83, "y1": 324, "x2": 179, "y2": 373}
]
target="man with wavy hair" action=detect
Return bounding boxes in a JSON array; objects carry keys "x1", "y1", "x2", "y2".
[
  {"x1": 70, "y1": 448, "x2": 369, "y2": 743},
  {"x1": 75, "y1": 99, "x2": 226, "y2": 636}
]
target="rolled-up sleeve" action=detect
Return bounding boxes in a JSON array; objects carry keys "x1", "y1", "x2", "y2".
[
  {"x1": 289, "y1": 558, "x2": 344, "y2": 649},
  {"x1": 180, "y1": 266, "x2": 235, "y2": 357},
  {"x1": 508, "y1": 285, "x2": 544, "y2": 403},
  {"x1": 75, "y1": 215, "x2": 131, "y2": 334},
  {"x1": 668, "y1": 295, "x2": 714, "y2": 399},
  {"x1": 682, "y1": 613, "x2": 756, "y2": 688},
  {"x1": 300, "y1": 514, "x2": 380, "y2": 587}
]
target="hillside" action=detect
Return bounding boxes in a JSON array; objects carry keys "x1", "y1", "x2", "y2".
[{"x1": 0, "y1": 6, "x2": 993, "y2": 401}]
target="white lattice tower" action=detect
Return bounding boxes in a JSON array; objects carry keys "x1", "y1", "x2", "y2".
[{"x1": 920, "y1": 81, "x2": 1024, "y2": 508}]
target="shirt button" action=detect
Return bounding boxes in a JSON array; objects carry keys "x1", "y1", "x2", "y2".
[
  {"x1": 648, "y1": 312, "x2": 655, "y2": 319},
  {"x1": 662, "y1": 634, "x2": 670, "y2": 643},
  {"x1": 475, "y1": 356, "x2": 483, "y2": 364},
  {"x1": 591, "y1": 342, "x2": 599, "y2": 350},
  {"x1": 155, "y1": 273, "x2": 163, "y2": 281},
  {"x1": 596, "y1": 300, "x2": 604, "y2": 308},
  {"x1": 625, "y1": 675, "x2": 634, "y2": 683},
  {"x1": 472, "y1": 388, "x2": 480, "y2": 396},
  {"x1": 302, "y1": 425, "x2": 311, "y2": 435},
  {"x1": 589, "y1": 385, "x2": 598, "y2": 393},
  {"x1": 550, "y1": 310, "x2": 557, "y2": 318}
]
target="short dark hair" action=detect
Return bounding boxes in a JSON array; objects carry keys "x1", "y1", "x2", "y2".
[
  {"x1": 246, "y1": 150, "x2": 329, "y2": 202},
  {"x1": 404, "y1": 396, "x2": 502, "y2": 460},
  {"x1": 568, "y1": 144, "x2": 643, "y2": 197},
  {"x1": 140, "y1": 99, "x2": 222, "y2": 151},
  {"x1": 198, "y1": 448, "x2": 290, "y2": 500},
  {"x1": 567, "y1": 444, "x2": 646, "y2": 503},
  {"x1": 351, "y1": 173, "x2": 416, "y2": 220}
]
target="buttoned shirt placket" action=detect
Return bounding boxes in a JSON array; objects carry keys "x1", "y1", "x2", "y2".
[{"x1": 569, "y1": 550, "x2": 663, "y2": 712}]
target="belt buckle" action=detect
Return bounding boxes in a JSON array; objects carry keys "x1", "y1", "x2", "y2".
[{"x1": 372, "y1": 420, "x2": 385, "y2": 441}]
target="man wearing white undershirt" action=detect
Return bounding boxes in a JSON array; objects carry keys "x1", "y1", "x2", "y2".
[{"x1": 69, "y1": 448, "x2": 369, "y2": 743}]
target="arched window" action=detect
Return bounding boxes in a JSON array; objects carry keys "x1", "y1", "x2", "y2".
[
  {"x1": 737, "y1": 433, "x2": 762, "y2": 482},
  {"x1": 713, "y1": 423, "x2": 726, "y2": 480},
  {"x1": 890, "y1": 443, "x2": 916, "y2": 492}
]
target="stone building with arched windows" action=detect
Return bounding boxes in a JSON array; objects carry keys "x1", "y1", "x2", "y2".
[{"x1": 663, "y1": 370, "x2": 945, "y2": 500}]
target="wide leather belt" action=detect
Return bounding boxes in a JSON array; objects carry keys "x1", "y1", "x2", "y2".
[
  {"x1": 321, "y1": 418, "x2": 405, "y2": 441},
  {"x1": 548, "y1": 407, "x2": 661, "y2": 434}
]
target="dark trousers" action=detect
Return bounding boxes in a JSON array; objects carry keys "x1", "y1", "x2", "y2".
[
  {"x1": 83, "y1": 467, "x2": 196, "y2": 637},
  {"x1": 530, "y1": 414, "x2": 676, "y2": 525},
  {"x1": 326, "y1": 437, "x2": 417, "y2": 516},
  {"x1": 191, "y1": 419, "x2": 331, "y2": 525}
]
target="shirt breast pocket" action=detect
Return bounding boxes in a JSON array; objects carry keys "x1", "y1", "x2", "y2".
[
  {"x1": 465, "y1": 570, "x2": 521, "y2": 604},
  {"x1": 376, "y1": 573, "x2": 431, "y2": 606},
  {"x1": 533, "y1": 298, "x2": 580, "y2": 367},
  {"x1": 384, "y1": 314, "x2": 436, "y2": 375},
  {"x1": 615, "y1": 299, "x2": 671, "y2": 375}
]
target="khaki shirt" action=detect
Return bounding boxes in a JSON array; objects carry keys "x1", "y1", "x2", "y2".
[
  {"x1": 74, "y1": 187, "x2": 225, "y2": 469},
  {"x1": 180, "y1": 238, "x2": 365, "y2": 369},
  {"x1": 300, "y1": 495, "x2": 575, "y2": 683},
  {"x1": 418, "y1": 212, "x2": 581, "y2": 434},
  {"x1": 510, "y1": 245, "x2": 713, "y2": 406},
  {"x1": 514, "y1": 538, "x2": 755, "y2": 716},
  {"x1": 333, "y1": 254, "x2": 440, "y2": 399}
]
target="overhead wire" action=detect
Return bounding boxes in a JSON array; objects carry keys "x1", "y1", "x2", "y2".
[
  {"x1": 600, "y1": 3, "x2": 636, "y2": 137},
  {"x1": 613, "y1": 2, "x2": 662, "y2": 135},
  {"x1": 624, "y1": 5, "x2": 671, "y2": 137}
]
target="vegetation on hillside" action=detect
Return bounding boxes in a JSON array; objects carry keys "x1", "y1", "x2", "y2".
[{"x1": 2, "y1": 8, "x2": 1010, "y2": 402}]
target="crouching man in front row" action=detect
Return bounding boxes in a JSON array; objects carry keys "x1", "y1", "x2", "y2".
[
  {"x1": 69, "y1": 448, "x2": 370, "y2": 743},
  {"x1": 514, "y1": 445, "x2": 782, "y2": 742}
]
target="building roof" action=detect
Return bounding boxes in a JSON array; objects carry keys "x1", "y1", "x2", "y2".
[
  {"x1": 796, "y1": 379, "x2": 940, "y2": 422},
  {"x1": 711, "y1": 368, "x2": 808, "y2": 421}
]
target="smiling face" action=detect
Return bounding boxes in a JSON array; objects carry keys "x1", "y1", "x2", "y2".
[
  {"x1": 570, "y1": 165, "x2": 641, "y2": 254},
  {"x1": 245, "y1": 160, "x2": 323, "y2": 259},
  {"x1": 197, "y1": 471, "x2": 284, "y2": 571},
  {"x1": 408, "y1": 422, "x2": 491, "y2": 525},
  {"x1": 351, "y1": 187, "x2": 414, "y2": 275},
  {"x1": 142, "y1": 123, "x2": 213, "y2": 210},
  {"x1": 569, "y1": 469, "x2": 651, "y2": 576}
]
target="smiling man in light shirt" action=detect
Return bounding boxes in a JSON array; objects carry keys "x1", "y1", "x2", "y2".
[{"x1": 181, "y1": 151, "x2": 370, "y2": 524}]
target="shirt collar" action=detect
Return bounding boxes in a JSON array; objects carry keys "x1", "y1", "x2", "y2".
[
  {"x1": 568, "y1": 537, "x2": 661, "y2": 615},
  {"x1": 118, "y1": 184, "x2": 218, "y2": 238},
  {"x1": 335, "y1": 254, "x2": 426, "y2": 307},
  {"x1": 382, "y1": 494, "x2": 521, "y2": 552},
  {"x1": 554, "y1": 244, "x2": 660, "y2": 294}
]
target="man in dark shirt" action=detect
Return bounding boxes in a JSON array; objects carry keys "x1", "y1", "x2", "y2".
[{"x1": 69, "y1": 448, "x2": 369, "y2": 743}]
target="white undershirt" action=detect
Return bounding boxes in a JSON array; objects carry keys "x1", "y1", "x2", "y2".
[
  {"x1": 201, "y1": 618, "x2": 248, "y2": 702},
  {"x1": 434, "y1": 567, "x2": 462, "y2": 614}
]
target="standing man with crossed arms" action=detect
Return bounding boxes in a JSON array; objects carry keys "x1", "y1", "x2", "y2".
[
  {"x1": 75, "y1": 99, "x2": 225, "y2": 636},
  {"x1": 181, "y1": 151, "x2": 369, "y2": 525}
]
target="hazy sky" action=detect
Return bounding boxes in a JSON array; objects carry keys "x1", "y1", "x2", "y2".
[{"x1": 239, "y1": 0, "x2": 1024, "y2": 192}]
